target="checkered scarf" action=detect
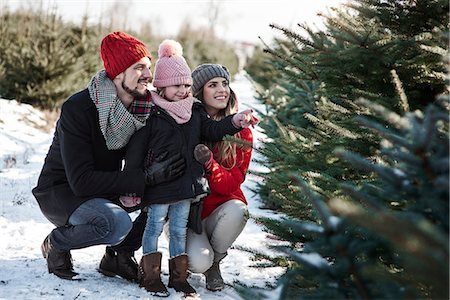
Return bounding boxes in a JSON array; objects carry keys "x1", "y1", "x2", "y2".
[{"x1": 88, "y1": 70, "x2": 152, "y2": 150}]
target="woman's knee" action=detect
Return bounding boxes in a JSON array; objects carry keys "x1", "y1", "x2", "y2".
[
  {"x1": 205, "y1": 200, "x2": 248, "y2": 254},
  {"x1": 212, "y1": 200, "x2": 249, "y2": 226},
  {"x1": 186, "y1": 229, "x2": 214, "y2": 273},
  {"x1": 228, "y1": 200, "x2": 249, "y2": 222},
  {"x1": 188, "y1": 248, "x2": 213, "y2": 273}
]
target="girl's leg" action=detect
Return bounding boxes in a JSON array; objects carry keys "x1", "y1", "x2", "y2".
[
  {"x1": 167, "y1": 200, "x2": 190, "y2": 257},
  {"x1": 142, "y1": 204, "x2": 169, "y2": 255}
]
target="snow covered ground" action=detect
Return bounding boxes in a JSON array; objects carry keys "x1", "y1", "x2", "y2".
[{"x1": 0, "y1": 73, "x2": 285, "y2": 300}]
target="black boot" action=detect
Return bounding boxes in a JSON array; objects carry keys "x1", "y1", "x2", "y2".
[
  {"x1": 41, "y1": 235, "x2": 78, "y2": 280},
  {"x1": 204, "y1": 262, "x2": 224, "y2": 291},
  {"x1": 204, "y1": 251, "x2": 227, "y2": 291},
  {"x1": 98, "y1": 247, "x2": 138, "y2": 282}
]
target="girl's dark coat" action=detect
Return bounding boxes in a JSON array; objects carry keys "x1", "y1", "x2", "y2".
[{"x1": 123, "y1": 102, "x2": 239, "y2": 206}]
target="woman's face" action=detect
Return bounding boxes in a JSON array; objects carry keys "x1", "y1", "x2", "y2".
[{"x1": 202, "y1": 77, "x2": 230, "y2": 117}]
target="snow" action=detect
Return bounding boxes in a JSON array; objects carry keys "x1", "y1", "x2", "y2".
[
  {"x1": 0, "y1": 74, "x2": 286, "y2": 300},
  {"x1": 295, "y1": 253, "x2": 329, "y2": 269}
]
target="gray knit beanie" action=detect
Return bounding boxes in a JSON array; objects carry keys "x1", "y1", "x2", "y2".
[{"x1": 192, "y1": 64, "x2": 230, "y2": 96}]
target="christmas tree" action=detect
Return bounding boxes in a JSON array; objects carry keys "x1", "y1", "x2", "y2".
[{"x1": 242, "y1": 0, "x2": 449, "y2": 298}]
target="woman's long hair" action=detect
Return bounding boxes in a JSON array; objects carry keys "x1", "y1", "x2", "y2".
[{"x1": 195, "y1": 87, "x2": 243, "y2": 170}]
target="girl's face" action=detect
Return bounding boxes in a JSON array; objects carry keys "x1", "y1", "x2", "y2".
[
  {"x1": 202, "y1": 77, "x2": 230, "y2": 117},
  {"x1": 164, "y1": 84, "x2": 191, "y2": 102}
]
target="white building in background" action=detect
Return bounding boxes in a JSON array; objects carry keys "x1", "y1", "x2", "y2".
[{"x1": 234, "y1": 41, "x2": 256, "y2": 71}]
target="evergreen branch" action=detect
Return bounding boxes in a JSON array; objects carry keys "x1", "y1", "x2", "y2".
[
  {"x1": 277, "y1": 217, "x2": 325, "y2": 235},
  {"x1": 355, "y1": 98, "x2": 410, "y2": 130},
  {"x1": 262, "y1": 46, "x2": 318, "y2": 80},
  {"x1": 334, "y1": 148, "x2": 409, "y2": 188},
  {"x1": 305, "y1": 112, "x2": 361, "y2": 139},
  {"x1": 328, "y1": 198, "x2": 449, "y2": 296},
  {"x1": 340, "y1": 184, "x2": 384, "y2": 211},
  {"x1": 279, "y1": 247, "x2": 330, "y2": 271},
  {"x1": 269, "y1": 23, "x2": 316, "y2": 49},
  {"x1": 354, "y1": 116, "x2": 411, "y2": 148},
  {"x1": 352, "y1": 89, "x2": 383, "y2": 101},
  {"x1": 390, "y1": 69, "x2": 410, "y2": 113},
  {"x1": 290, "y1": 174, "x2": 338, "y2": 232},
  {"x1": 379, "y1": 148, "x2": 423, "y2": 167},
  {"x1": 296, "y1": 23, "x2": 328, "y2": 52},
  {"x1": 419, "y1": 44, "x2": 448, "y2": 56},
  {"x1": 321, "y1": 12, "x2": 372, "y2": 46}
]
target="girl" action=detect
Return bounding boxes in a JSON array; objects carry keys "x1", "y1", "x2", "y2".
[
  {"x1": 186, "y1": 63, "x2": 254, "y2": 291},
  {"x1": 120, "y1": 40, "x2": 257, "y2": 297}
]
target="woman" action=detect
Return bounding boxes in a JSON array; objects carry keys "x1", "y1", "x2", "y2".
[{"x1": 187, "y1": 64, "x2": 254, "y2": 291}]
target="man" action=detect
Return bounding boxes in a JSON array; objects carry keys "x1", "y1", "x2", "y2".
[{"x1": 32, "y1": 32, "x2": 185, "y2": 281}]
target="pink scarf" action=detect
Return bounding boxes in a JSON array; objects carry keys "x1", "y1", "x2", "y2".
[{"x1": 150, "y1": 91, "x2": 194, "y2": 124}]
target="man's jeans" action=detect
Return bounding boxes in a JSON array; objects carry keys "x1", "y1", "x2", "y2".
[
  {"x1": 142, "y1": 199, "x2": 190, "y2": 257},
  {"x1": 49, "y1": 198, "x2": 133, "y2": 251}
]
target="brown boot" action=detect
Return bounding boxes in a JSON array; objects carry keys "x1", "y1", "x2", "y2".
[
  {"x1": 168, "y1": 254, "x2": 196, "y2": 295},
  {"x1": 138, "y1": 252, "x2": 169, "y2": 297}
]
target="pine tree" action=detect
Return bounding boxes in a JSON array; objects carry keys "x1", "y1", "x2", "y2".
[
  {"x1": 238, "y1": 96, "x2": 449, "y2": 299},
  {"x1": 245, "y1": 0, "x2": 448, "y2": 222},
  {"x1": 274, "y1": 98, "x2": 448, "y2": 299},
  {"x1": 0, "y1": 9, "x2": 103, "y2": 109},
  {"x1": 241, "y1": 0, "x2": 449, "y2": 298}
]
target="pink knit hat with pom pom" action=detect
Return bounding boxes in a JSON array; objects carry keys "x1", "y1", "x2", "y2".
[{"x1": 153, "y1": 39, "x2": 193, "y2": 88}]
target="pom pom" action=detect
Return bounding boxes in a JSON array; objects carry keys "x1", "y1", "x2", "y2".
[{"x1": 158, "y1": 39, "x2": 183, "y2": 58}]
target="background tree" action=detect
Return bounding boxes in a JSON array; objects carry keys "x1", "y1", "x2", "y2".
[
  {"x1": 0, "y1": 4, "x2": 239, "y2": 109},
  {"x1": 0, "y1": 8, "x2": 103, "y2": 109},
  {"x1": 176, "y1": 22, "x2": 239, "y2": 76}
]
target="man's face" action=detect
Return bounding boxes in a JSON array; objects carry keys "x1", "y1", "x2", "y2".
[{"x1": 121, "y1": 57, "x2": 152, "y2": 98}]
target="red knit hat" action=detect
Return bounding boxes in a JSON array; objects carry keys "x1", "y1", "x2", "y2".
[
  {"x1": 100, "y1": 31, "x2": 152, "y2": 79},
  {"x1": 153, "y1": 39, "x2": 193, "y2": 88}
]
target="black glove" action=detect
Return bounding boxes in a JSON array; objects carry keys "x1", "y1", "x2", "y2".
[{"x1": 144, "y1": 151, "x2": 185, "y2": 186}]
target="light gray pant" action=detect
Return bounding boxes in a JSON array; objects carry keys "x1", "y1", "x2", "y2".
[{"x1": 186, "y1": 200, "x2": 249, "y2": 273}]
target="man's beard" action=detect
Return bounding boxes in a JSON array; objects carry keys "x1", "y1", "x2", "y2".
[{"x1": 122, "y1": 75, "x2": 149, "y2": 99}]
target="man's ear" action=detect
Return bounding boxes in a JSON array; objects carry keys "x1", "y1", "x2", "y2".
[{"x1": 113, "y1": 72, "x2": 124, "y2": 81}]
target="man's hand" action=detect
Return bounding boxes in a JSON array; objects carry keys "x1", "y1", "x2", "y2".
[
  {"x1": 144, "y1": 152, "x2": 185, "y2": 186},
  {"x1": 119, "y1": 195, "x2": 141, "y2": 207}
]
